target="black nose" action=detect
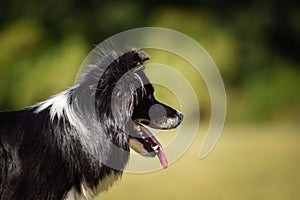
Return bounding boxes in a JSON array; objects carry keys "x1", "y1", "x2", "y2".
[{"x1": 177, "y1": 112, "x2": 184, "y2": 122}]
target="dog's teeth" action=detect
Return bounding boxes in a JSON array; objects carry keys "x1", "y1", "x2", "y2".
[
  {"x1": 153, "y1": 145, "x2": 159, "y2": 151},
  {"x1": 136, "y1": 126, "x2": 141, "y2": 131}
]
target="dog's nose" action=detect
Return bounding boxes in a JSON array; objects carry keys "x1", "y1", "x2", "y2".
[{"x1": 177, "y1": 112, "x2": 184, "y2": 122}]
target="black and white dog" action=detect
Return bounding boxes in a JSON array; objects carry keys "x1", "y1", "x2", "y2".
[{"x1": 0, "y1": 49, "x2": 183, "y2": 200}]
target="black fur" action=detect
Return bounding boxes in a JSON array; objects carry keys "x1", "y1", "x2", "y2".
[{"x1": 0, "y1": 49, "x2": 183, "y2": 200}]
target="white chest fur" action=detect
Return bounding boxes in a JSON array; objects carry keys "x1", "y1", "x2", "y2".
[{"x1": 65, "y1": 172, "x2": 119, "y2": 200}]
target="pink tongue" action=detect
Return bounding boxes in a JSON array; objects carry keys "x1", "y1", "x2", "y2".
[
  {"x1": 157, "y1": 146, "x2": 168, "y2": 169},
  {"x1": 140, "y1": 126, "x2": 168, "y2": 169}
]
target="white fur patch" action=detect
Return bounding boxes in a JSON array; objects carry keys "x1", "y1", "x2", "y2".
[
  {"x1": 34, "y1": 89, "x2": 73, "y2": 121},
  {"x1": 33, "y1": 88, "x2": 89, "y2": 136},
  {"x1": 65, "y1": 172, "x2": 119, "y2": 200}
]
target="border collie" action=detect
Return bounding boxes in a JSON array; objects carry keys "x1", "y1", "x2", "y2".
[{"x1": 0, "y1": 49, "x2": 183, "y2": 200}]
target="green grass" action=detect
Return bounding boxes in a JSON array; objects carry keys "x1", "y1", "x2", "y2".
[{"x1": 98, "y1": 123, "x2": 300, "y2": 200}]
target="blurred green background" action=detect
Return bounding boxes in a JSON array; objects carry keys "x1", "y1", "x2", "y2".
[{"x1": 0, "y1": 0, "x2": 299, "y2": 199}]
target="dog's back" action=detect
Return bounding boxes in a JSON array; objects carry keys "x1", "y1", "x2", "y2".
[{"x1": 0, "y1": 109, "x2": 76, "y2": 199}]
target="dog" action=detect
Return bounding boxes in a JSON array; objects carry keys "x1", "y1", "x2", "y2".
[{"x1": 0, "y1": 48, "x2": 183, "y2": 200}]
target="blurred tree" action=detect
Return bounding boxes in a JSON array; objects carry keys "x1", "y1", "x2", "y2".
[{"x1": 0, "y1": 0, "x2": 299, "y2": 121}]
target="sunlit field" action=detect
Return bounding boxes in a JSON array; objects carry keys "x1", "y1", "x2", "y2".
[{"x1": 99, "y1": 123, "x2": 300, "y2": 200}]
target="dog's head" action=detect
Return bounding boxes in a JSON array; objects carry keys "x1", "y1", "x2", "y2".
[{"x1": 94, "y1": 49, "x2": 183, "y2": 168}]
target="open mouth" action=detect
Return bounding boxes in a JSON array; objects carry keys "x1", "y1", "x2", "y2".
[{"x1": 129, "y1": 122, "x2": 168, "y2": 169}]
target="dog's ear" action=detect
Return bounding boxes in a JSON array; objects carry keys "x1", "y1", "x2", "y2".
[
  {"x1": 97, "y1": 49, "x2": 149, "y2": 90},
  {"x1": 95, "y1": 49, "x2": 150, "y2": 116},
  {"x1": 116, "y1": 49, "x2": 149, "y2": 73}
]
